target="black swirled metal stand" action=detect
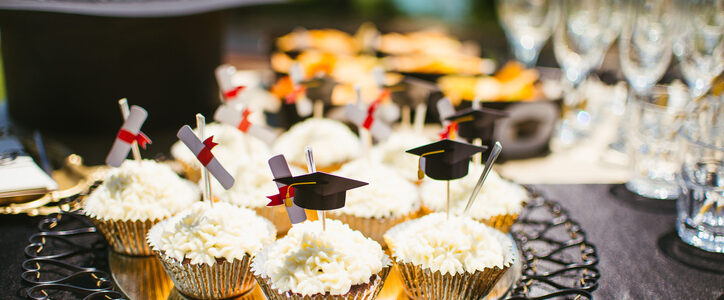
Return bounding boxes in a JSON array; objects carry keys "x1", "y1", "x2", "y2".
[
  {"x1": 505, "y1": 189, "x2": 600, "y2": 300},
  {"x1": 21, "y1": 181, "x2": 125, "y2": 300}
]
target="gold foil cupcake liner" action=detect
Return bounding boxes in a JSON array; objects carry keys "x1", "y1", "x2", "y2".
[
  {"x1": 419, "y1": 205, "x2": 519, "y2": 233},
  {"x1": 291, "y1": 162, "x2": 344, "y2": 174},
  {"x1": 394, "y1": 259, "x2": 510, "y2": 300},
  {"x1": 166, "y1": 286, "x2": 266, "y2": 300},
  {"x1": 90, "y1": 216, "x2": 159, "y2": 256},
  {"x1": 328, "y1": 210, "x2": 419, "y2": 247},
  {"x1": 254, "y1": 205, "x2": 291, "y2": 236},
  {"x1": 253, "y1": 264, "x2": 392, "y2": 300},
  {"x1": 179, "y1": 160, "x2": 201, "y2": 183},
  {"x1": 418, "y1": 205, "x2": 433, "y2": 217},
  {"x1": 482, "y1": 213, "x2": 518, "y2": 233},
  {"x1": 154, "y1": 251, "x2": 256, "y2": 299}
]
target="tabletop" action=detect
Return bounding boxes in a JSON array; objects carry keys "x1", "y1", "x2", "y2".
[{"x1": 1, "y1": 3, "x2": 722, "y2": 299}]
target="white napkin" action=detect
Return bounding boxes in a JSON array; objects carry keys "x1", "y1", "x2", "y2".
[{"x1": 0, "y1": 137, "x2": 58, "y2": 197}]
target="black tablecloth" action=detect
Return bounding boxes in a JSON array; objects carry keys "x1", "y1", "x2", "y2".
[{"x1": 2, "y1": 184, "x2": 723, "y2": 299}]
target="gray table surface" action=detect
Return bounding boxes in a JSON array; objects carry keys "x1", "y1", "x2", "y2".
[{"x1": 534, "y1": 184, "x2": 724, "y2": 300}]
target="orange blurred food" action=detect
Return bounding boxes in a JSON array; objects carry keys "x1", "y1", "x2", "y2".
[{"x1": 438, "y1": 61, "x2": 541, "y2": 105}]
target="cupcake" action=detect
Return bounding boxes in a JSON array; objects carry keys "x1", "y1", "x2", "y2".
[
  {"x1": 384, "y1": 213, "x2": 515, "y2": 299},
  {"x1": 83, "y1": 159, "x2": 199, "y2": 256},
  {"x1": 171, "y1": 123, "x2": 270, "y2": 182},
  {"x1": 210, "y1": 156, "x2": 303, "y2": 235},
  {"x1": 420, "y1": 163, "x2": 528, "y2": 232},
  {"x1": 370, "y1": 130, "x2": 432, "y2": 184},
  {"x1": 147, "y1": 202, "x2": 276, "y2": 299},
  {"x1": 251, "y1": 219, "x2": 391, "y2": 299},
  {"x1": 330, "y1": 158, "x2": 420, "y2": 246},
  {"x1": 272, "y1": 118, "x2": 360, "y2": 173}
]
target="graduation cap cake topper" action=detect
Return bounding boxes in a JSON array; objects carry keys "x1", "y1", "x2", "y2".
[
  {"x1": 268, "y1": 146, "x2": 367, "y2": 230},
  {"x1": 445, "y1": 107, "x2": 509, "y2": 142},
  {"x1": 273, "y1": 172, "x2": 368, "y2": 211},
  {"x1": 106, "y1": 101, "x2": 152, "y2": 167},
  {"x1": 406, "y1": 139, "x2": 487, "y2": 181}
]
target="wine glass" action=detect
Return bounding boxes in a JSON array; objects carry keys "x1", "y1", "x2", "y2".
[
  {"x1": 619, "y1": 0, "x2": 674, "y2": 96},
  {"x1": 497, "y1": 0, "x2": 559, "y2": 67},
  {"x1": 553, "y1": 0, "x2": 620, "y2": 145},
  {"x1": 673, "y1": 0, "x2": 724, "y2": 98},
  {"x1": 609, "y1": 0, "x2": 675, "y2": 153},
  {"x1": 596, "y1": 0, "x2": 626, "y2": 69}
]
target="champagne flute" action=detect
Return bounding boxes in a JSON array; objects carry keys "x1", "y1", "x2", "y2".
[
  {"x1": 619, "y1": 0, "x2": 674, "y2": 96},
  {"x1": 553, "y1": 0, "x2": 619, "y2": 145},
  {"x1": 497, "y1": 0, "x2": 559, "y2": 67},
  {"x1": 596, "y1": 0, "x2": 626, "y2": 68},
  {"x1": 673, "y1": 0, "x2": 724, "y2": 98},
  {"x1": 610, "y1": 0, "x2": 675, "y2": 153}
]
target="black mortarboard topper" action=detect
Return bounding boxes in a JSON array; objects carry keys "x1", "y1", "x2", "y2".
[
  {"x1": 274, "y1": 172, "x2": 368, "y2": 210},
  {"x1": 406, "y1": 139, "x2": 487, "y2": 181},
  {"x1": 445, "y1": 107, "x2": 508, "y2": 141}
]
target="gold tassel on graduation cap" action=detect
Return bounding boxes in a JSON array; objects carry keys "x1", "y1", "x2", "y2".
[
  {"x1": 417, "y1": 150, "x2": 445, "y2": 180},
  {"x1": 285, "y1": 182, "x2": 316, "y2": 207}
]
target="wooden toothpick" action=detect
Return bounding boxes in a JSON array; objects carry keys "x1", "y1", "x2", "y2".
[
  {"x1": 413, "y1": 103, "x2": 427, "y2": 133},
  {"x1": 446, "y1": 180, "x2": 451, "y2": 220},
  {"x1": 401, "y1": 105, "x2": 411, "y2": 130},
  {"x1": 197, "y1": 114, "x2": 213, "y2": 207},
  {"x1": 305, "y1": 146, "x2": 325, "y2": 230}
]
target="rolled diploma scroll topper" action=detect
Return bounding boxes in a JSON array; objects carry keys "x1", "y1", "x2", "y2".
[
  {"x1": 214, "y1": 104, "x2": 277, "y2": 145},
  {"x1": 289, "y1": 63, "x2": 313, "y2": 117},
  {"x1": 106, "y1": 105, "x2": 149, "y2": 167},
  {"x1": 176, "y1": 125, "x2": 235, "y2": 190},
  {"x1": 437, "y1": 97, "x2": 456, "y2": 123},
  {"x1": 267, "y1": 154, "x2": 307, "y2": 224},
  {"x1": 215, "y1": 64, "x2": 245, "y2": 101},
  {"x1": 345, "y1": 103, "x2": 392, "y2": 141}
]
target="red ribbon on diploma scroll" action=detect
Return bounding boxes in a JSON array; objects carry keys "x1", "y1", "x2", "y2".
[
  {"x1": 362, "y1": 99, "x2": 382, "y2": 130},
  {"x1": 197, "y1": 136, "x2": 218, "y2": 166},
  {"x1": 439, "y1": 122, "x2": 459, "y2": 140},
  {"x1": 237, "y1": 109, "x2": 251, "y2": 133},
  {"x1": 224, "y1": 86, "x2": 245, "y2": 100},
  {"x1": 106, "y1": 105, "x2": 150, "y2": 167},
  {"x1": 117, "y1": 129, "x2": 152, "y2": 149},
  {"x1": 266, "y1": 185, "x2": 295, "y2": 207},
  {"x1": 374, "y1": 88, "x2": 390, "y2": 104},
  {"x1": 285, "y1": 86, "x2": 306, "y2": 104}
]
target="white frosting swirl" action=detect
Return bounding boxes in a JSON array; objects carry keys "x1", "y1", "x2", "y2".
[
  {"x1": 384, "y1": 212, "x2": 513, "y2": 275},
  {"x1": 371, "y1": 131, "x2": 432, "y2": 182},
  {"x1": 170, "y1": 123, "x2": 270, "y2": 171},
  {"x1": 253, "y1": 219, "x2": 388, "y2": 296},
  {"x1": 420, "y1": 164, "x2": 527, "y2": 220},
  {"x1": 272, "y1": 119, "x2": 360, "y2": 168},
  {"x1": 333, "y1": 158, "x2": 419, "y2": 218},
  {"x1": 83, "y1": 160, "x2": 199, "y2": 221},
  {"x1": 148, "y1": 202, "x2": 276, "y2": 266}
]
